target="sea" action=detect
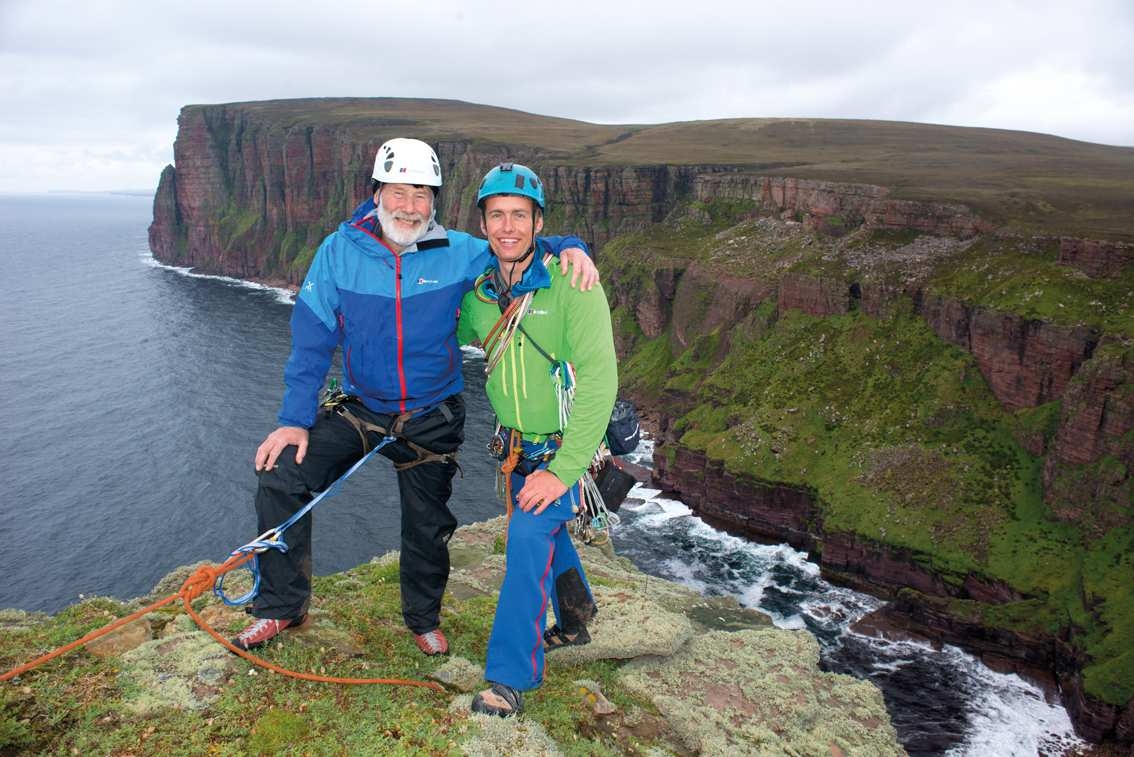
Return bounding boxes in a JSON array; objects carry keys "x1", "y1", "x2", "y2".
[{"x1": 0, "y1": 192, "x2": 1087, "y2": 755}]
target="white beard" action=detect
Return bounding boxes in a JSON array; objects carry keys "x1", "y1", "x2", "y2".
[{"x1": 377, "y1": 202, "x2": 432, "y2": 248}]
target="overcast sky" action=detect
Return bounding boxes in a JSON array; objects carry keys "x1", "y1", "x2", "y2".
[{"x1": 1, "y1": 0, "x2": 1132, "y2": 193}]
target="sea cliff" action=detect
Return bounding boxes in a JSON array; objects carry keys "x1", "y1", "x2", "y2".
[{"x1": 147, "y1": 98, "x2": 1134, "y2": 747}]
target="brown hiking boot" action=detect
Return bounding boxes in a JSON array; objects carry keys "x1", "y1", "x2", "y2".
[
  {"x1": 413, "y1": 628, "x2": 449, "y2": 656},
  {"x1": 231, "y1": 615, "x2": 306, "y2": 651}
]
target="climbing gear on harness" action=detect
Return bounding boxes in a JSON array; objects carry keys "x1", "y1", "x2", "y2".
[
  {"x1": 413, "y1": 628, "x2": 450, "y2": 656},
  {"x1": 493, "y1": 427, "x2": 565, "y2": 523},
  {"x1": 471, "y1": 682, "x2": 525, "y2": 717},
  {"x1": 232, "y1": 615, "x2": 307, "y2": 651}
]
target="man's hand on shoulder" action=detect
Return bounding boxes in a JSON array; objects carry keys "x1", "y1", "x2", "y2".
[
  {"x1": 255, "y1": 426, "x2": 309, "y2": 471},
  {"x1": 560, "y1": 248, "x2": 599, "y2": 291}
]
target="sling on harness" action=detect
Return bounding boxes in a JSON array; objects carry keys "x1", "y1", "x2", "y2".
[
  {"x1": 214, "y1": 387, "x2": 460, "y2": 606},
  {"x1": 214, "y1": 434, "x2": 396, "y2": 606}
]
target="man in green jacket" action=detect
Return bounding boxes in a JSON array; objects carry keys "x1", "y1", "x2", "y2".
[{"x1": 457, "y1": 163, "x2": 618, "y2": 717}]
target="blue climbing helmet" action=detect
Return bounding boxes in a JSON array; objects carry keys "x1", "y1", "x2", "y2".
[{"x1": 476, "y1": 163, "x2": 545, "y2": 211}]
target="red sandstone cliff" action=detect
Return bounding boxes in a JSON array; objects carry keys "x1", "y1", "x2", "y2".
[
  {"x1": 150, "y1": 105, "x2": 1002, "y2": 283},
  {"x1": 606, "y1": 239, "x2": 1132, "y2": 744}
]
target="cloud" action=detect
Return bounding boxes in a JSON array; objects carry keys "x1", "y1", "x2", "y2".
[{"x1": 0, "y1": 0, "x2": 1131, "y2": 191}]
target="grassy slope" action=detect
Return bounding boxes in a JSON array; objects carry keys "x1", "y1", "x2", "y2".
[
  {"x1": 184, "y1": 98, "x2": 1134, "y2": 239},
  {"x1": 607, "y1": 212, "x2": 1133, "y2": 707},
  {"x1": 0, "y1": 561, "x2": 657, "y2": 755}
]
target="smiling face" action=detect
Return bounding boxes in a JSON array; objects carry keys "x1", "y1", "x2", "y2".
[
  {"x1": 375, "y1": 183, "x2": 434, "y2": 251},
  {"x1": 480, "y1": 194, "x2": 544, "y2": 267}
]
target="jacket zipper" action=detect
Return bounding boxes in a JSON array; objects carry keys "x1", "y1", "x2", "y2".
[{"x1": 394, "y1": 254, "x2": 407, "y2": 412}]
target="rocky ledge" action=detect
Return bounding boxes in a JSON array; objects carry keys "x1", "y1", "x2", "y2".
[
  {"x1": 654, "y1": 444, "x2": 1134, "y2": 747},
  {"x1": 0, "y1": 516, "x2": 901, "y2": 756}
]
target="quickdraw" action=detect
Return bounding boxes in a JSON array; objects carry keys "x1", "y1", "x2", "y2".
[{"x1": 214, "y1": 436, "x2": 394, "y2": 606}]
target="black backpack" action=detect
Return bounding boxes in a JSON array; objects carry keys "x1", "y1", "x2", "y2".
[{"x1": 605, "y1": 399, "x2": 640, "y2": 456}]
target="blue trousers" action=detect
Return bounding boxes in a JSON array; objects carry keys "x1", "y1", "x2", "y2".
[{"x1": 484, "y1": 468, "x2": 595, "y2": 691}]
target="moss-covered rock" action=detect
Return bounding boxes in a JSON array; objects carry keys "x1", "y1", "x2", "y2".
[
  {"x1": 619, "y1": 628, "x2": 902, "y2": 756},
  {"x1": 118, "y1": 631, "x2": 239, "y2": 714}
]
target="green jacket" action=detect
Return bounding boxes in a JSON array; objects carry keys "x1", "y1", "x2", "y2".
[{"x1": 457, "y1": 254, "x2": 618, "y2": 487}]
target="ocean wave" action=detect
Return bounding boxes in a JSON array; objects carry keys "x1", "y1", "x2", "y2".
[{"x1": 139, "y1": 251, "x2": 296, "y2": 305}]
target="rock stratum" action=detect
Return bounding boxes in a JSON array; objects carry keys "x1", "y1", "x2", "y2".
[
  {"x1": 146, "y1": 98, "x2": 1134, "y2": 748},
  {"x1": 0, "y1": 518, "x2": 901, "y2": 755}
]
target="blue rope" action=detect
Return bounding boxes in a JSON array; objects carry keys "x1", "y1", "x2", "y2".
[{"x1": 214, "y1": 437, "x2": 396, "y2": 606}]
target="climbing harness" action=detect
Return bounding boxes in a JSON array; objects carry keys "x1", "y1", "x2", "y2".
[
  {"x1": 321, "y1": 389, "x2": 460, "y2": 473},
  {"x1": 1, "y1": 386, "x2": 457, "y2": 691},
  {"x1": 216, "y1": 390, "x2": 460, "y2": 605}
]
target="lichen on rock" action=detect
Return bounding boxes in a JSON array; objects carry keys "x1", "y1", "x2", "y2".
[
  {"x1": 118, "y1": 631, "x2": 239, "y2": 714},
  {"x1": 618, "y1": 628, "x2": 903, "y2": 755}
]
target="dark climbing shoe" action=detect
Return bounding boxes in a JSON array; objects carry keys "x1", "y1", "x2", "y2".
[
  {"x1": 543, "y1": 623, "x2": 591, "y2": 651},
  {"x1": 471, "y1": 682, "x2": 524, "y2": 717},
  {"x1": 413, "y1": 628, "x2": 449, "y2": 656},
  {"x1": 231, "y1": 615, "x2": 306, "y2": 651}
]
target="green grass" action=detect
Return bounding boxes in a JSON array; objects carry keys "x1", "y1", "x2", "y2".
[
  {"x1": 644, "y1": 307, "x2": 1131, "y2": 702},
  {"x1": 928, "y1": 237, "x2": 1134, "y2": 336},
  {"x1": 0, "y1": 558, "x2": 679, "y2": 756}
]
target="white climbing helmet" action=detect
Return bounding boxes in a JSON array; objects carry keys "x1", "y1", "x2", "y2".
[{"x1": 371, "y1": 138, "x2": 442, "y2": 187}]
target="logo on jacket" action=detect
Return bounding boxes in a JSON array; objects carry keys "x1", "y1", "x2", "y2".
[
  {"x1": 527, "y1": 308, "x2": 548, "y2": 316},
  {"x1": 304, "y1": 281, "x2": 314, "y2": 292},
  {"x1": 417, "y1": 277, "x2": 439, "y2": 286}
]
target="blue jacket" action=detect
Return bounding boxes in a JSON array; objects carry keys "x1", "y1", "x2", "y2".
[{"x1": 279, "y1": 206, "x2": 588, "y2": 427}]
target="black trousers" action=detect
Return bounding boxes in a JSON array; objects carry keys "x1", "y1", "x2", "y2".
[{"x1": 251, "y1": 394, "x2": 464, "y2": 633}]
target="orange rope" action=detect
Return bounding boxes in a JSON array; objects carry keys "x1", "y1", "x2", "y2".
[
  {"x1": 2, "y1": 553, "x2": 442, "y2": 692},
  {"x1": 482, "y1": 297, "x2": 524, "y2": 358},
  {"x1": 499, "y1": 429, "x2": 523, "y2": 525}
]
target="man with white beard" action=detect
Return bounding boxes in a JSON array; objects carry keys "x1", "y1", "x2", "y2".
[{"x1": 233, "y1": 138, "x2": 597, "y2": 656}]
